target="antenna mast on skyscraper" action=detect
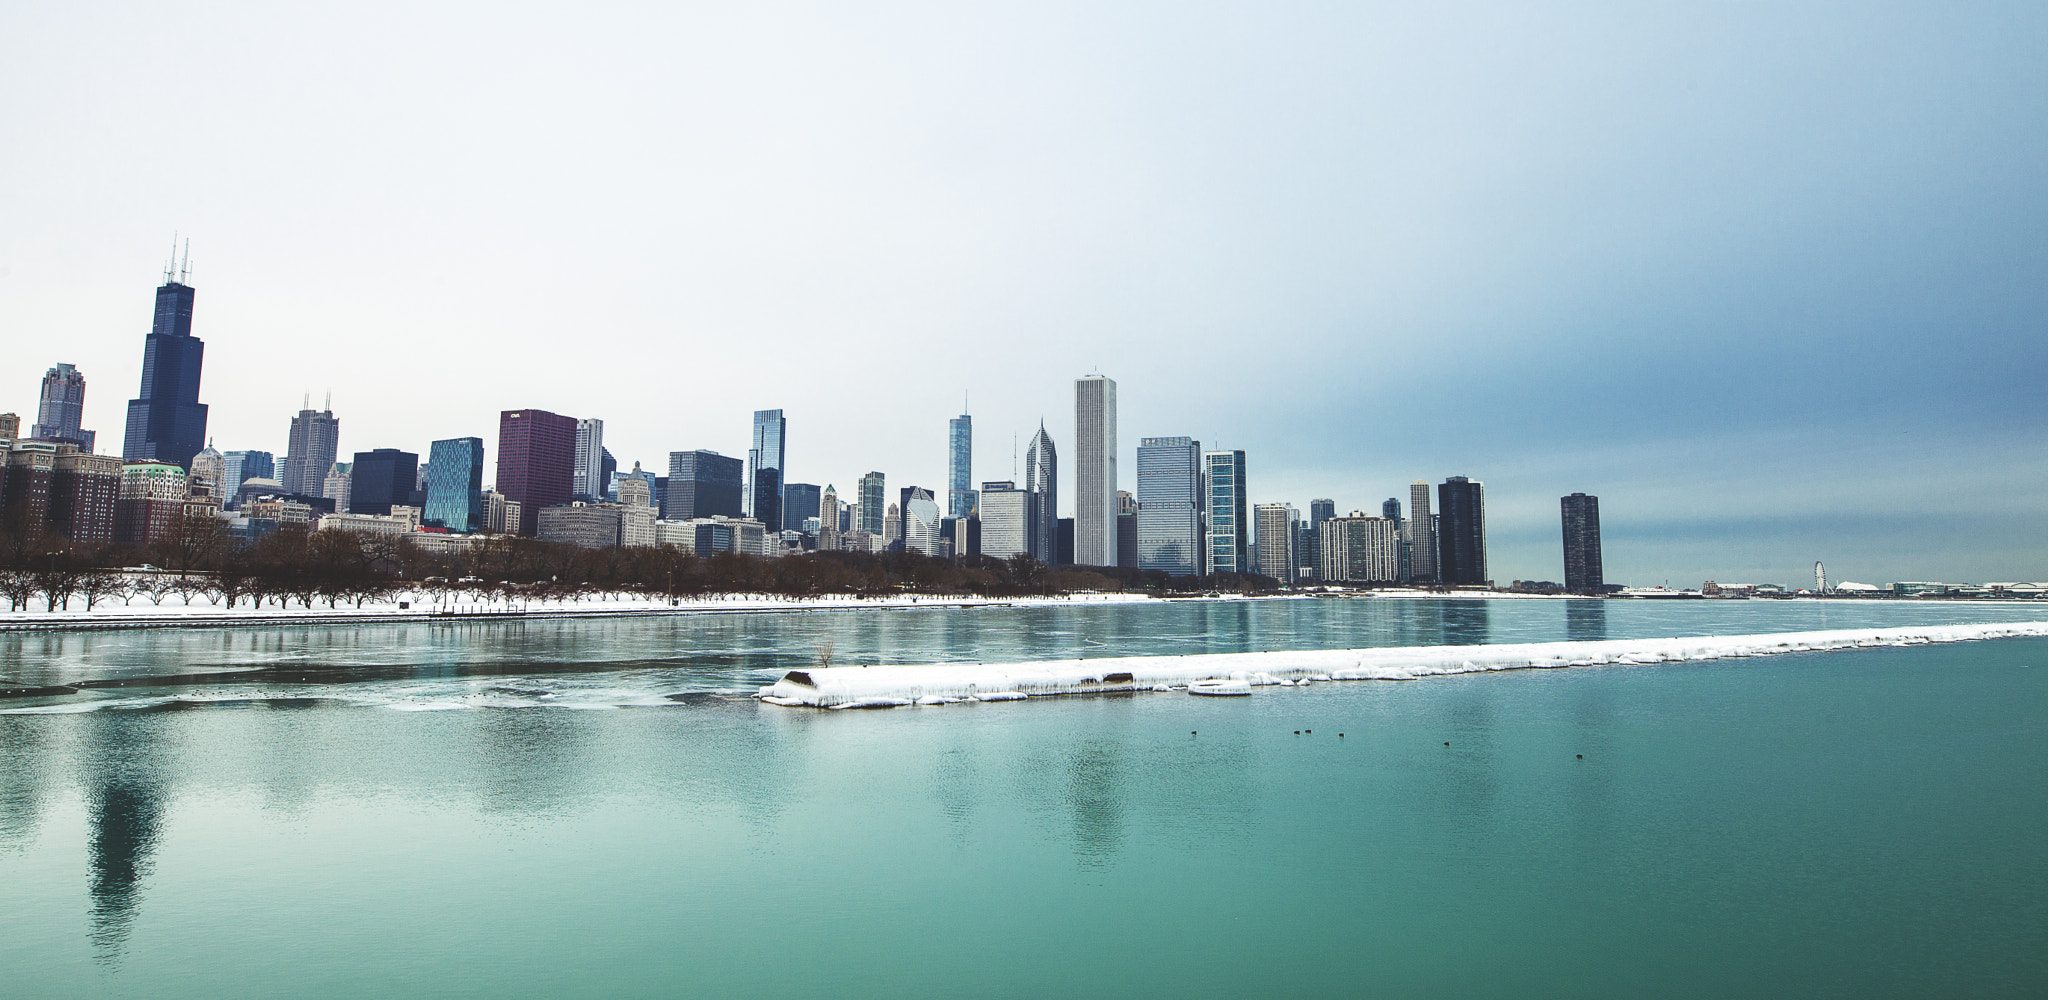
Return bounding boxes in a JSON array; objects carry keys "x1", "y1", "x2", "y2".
[
  {"x1": 178, "y1": 239, "x2": 190, "y2": 283},
  {"x1": 165, "y1": 232, "x2": 179, "y2": 283}
]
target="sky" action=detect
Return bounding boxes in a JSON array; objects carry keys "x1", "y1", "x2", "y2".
[{"x1": 2, "y1": 0, "x2": 2044, "y2": 586}]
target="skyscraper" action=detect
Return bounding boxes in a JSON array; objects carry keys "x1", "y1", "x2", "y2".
[
  {"x1": 1381, "y1": 497, "x2": 1401, "y2": 521},
  {"x1": 1136, "y1": 436, "x2": 1203, "y2": 576},
  {"x1": 1407, "y1": 480, "x2": 1437, "y2": 584},
  {"x1": 1309, "y1": 498, "x2": 1336, "y2": 527},
  {"x1": 1203, "y1": 450, "x2": 1248, "y2": 576},
  {"x1": 663, "y1": 450, "x2": 744, "y2": 520},
  {"x1": 1074, "y1": 375, "x2": 1117, "y2": 566},
  {"x1": 1437, "y1": 476, "x2": 1488, "y2": 586},
  {"x1": 426, "y1": 438, "x2": 486, "y2": 532},
  {"x1": 1561, "y1": 493, "x2": 1603, "y2": 592},
  {"x1": 1025, "y1": 423, "x2": 1057, "y2": 564},
  {"x1": 857, "y1": 472, "x2": 886, "y2": 535},
  {"x1": 976, "y1": 481, "x2": 1038, "y2": 559},
  {"x1": 1319, "y1": 513, "x2": 1402, "y2": 584},
  {"x1": 121, "y1": 260, "x2": 209, "y2": 469},
  {"x1": 899, "y1": 487, "x2": 941, "y2": 555},
  {"x1": 349, "y1": 449, "x2": 419, "y2": 516},
  {"x1": 749, "y1": 409, "x2": 787, "y2": 531},
  {"x1": 219, "y1": 449, "x2": 273, "y2": 502},
  {"x1": 281, "y1": 399, "x2": 341, "y2": 496},
  {"x1": 32, "y1": 363, "x2": 94, "y2": 451},
  {"x1": 573, "y1": 418, "x2": 605, "y2": 501},
  {"x1": 497, "y1": 409, "x2": 578, "y2": 536},
  {"x1": 948, "y1": 411, "x2": 974, "y2": 519},
  {"x1": 1253, "y1": 504, "x2": 1299, "y2": 581},
  {"x1": 783, "y1": 483, "x2": 822, "y2": 533}
]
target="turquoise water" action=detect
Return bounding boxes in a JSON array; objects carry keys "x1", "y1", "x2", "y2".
[{"x1": 2, "y1": 599, "x2": 2045, "y2": 997}]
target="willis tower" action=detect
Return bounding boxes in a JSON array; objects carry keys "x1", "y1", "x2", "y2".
[{"x1": 121, "y1": 244, "x2": 209, "y2": 469}]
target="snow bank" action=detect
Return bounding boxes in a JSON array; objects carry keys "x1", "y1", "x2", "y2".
[{"x1": 755, "y1": 622, "x2": 2048, "y2": 708}]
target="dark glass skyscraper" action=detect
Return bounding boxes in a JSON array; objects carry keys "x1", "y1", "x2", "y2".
[
  {"x1": 749, "y1": 409, "x2": 787, "y2": 531},
  {"x1": 349, "y1": 449, "x2": 419, "y2": 516},
  {"x1": 665, "y1": 450, "x2": 744, "y2": 520},
  {"x1": 1561, "y1": 493, "x2": 1604, "y2": 592},
  {"x1": 426, "y1": 438, "x2": 486, "y2": 532},
  {"x1": 497, "y1": 409, "x2": 578, "y2": 536},
  {"x1": 121, "y1": 272, "x2": 208, "y2": 469},
  {"x1": 1436, "y1": 476, "x2": 1488, "y2": 586},
  {"x1": 783, "y1": 482, "x2": 822, "y2": 533}
]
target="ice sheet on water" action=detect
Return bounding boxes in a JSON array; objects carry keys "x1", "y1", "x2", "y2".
[{"x1": 753, "y1": 622, "x2": 2048, "y2": 709}]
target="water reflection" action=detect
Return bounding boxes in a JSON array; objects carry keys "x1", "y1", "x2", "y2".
[
  {"x1": 1064, "y1": 739, "x2": 1125, "y2": 869},
  {"x1": 80, "y1": 711, "x2": 171, "y2": 964},
  {"x1": 1566, "y1": 601, "x2": 1609, "y2": 642},
  {"x1": 0, "y1": 717, "x2": 49, "y2": 849}
]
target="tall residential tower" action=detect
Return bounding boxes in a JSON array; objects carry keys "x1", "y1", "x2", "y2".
[{"x1": 1561, "y1": 493, "x2": 1603, "y2": 592}]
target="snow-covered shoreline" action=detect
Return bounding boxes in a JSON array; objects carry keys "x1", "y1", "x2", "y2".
[
  {"x1": 0, "y1": 590, "x2": 1156, "y2": 631},
  {"x1": 758, "y1": 622, "x2": 2048, "y2": 708}
]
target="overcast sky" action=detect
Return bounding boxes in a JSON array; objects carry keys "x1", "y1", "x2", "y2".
[{"x1": 3, "y1": 0, "x2": 2044, "y2": 585}]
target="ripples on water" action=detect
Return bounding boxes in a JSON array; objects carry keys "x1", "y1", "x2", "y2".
[{"x1": 2, "y1": 599, "x2": 2045, "y2": 997}]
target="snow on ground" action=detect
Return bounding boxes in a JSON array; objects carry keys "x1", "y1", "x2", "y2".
[
  {"x1": 758, "y1": 622, "x2": 2048, "y2": 708},
  {"x1": 0, "y1": 589, "x2": 1153, "y2": 629}
]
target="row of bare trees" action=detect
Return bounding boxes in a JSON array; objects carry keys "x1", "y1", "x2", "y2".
[{"x1": 0, "y1": 507, "x2": 1281, "y2": 613}]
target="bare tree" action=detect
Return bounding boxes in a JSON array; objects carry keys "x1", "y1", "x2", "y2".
[
  {"x1": 0, "y1": 569, "x2": 38, "y2": 611},
  {"x1": 79, "y1": 572, "x2": 127, "y2": 612}
]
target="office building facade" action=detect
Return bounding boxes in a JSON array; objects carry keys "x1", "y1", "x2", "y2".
[
  {"x1": 857, "y1": 472, "x2": 886, "y2": 535},
  {"x1": 425, "y1": 437, "x2": 486, "y2": 533},
  {"x1": 749, "y1": 409, "x2": 787, "y2": 531},
  {"x1": 573, "y1": 418, "x2": 605, "y2": 501},
  {"x1": 496, "y1": 409, "x2": 578, "y2": 536},
  {"x1": 281, "y1": 401, "x2": 341, "y2": 497},
  {"x1": 32, "y1": 363, "x2": 94, "y2": 451},
  {"x1": 663, "y1": 450, "x2": 744, "y2": 520},
  {"x1": 1203, "y1": 450, "x2": 1248, "y2": 576},
  {"x1": 1136, "y1": 436, "x2": 1203, "y2": 576},
  {"x1": 1561, "y1": 492, "x2": 1604, "y2": 592},
  {"x1": 976, "y1": 482, "x2": 1038, "y2": 560},
  {"x1": 783, "y1": 483, "x2": 822, "y2": 535}
]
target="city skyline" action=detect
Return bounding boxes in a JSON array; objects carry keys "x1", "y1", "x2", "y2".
[{"x1": 4, "y1": 1, "x2": 2044, "y2": 583}]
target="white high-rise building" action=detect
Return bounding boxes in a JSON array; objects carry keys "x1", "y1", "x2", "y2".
[
  {"x1": 1073, "y1": 375, "x2": 1117, "y2": 567},
  {"x1": 1407, "y1": 480, "x2": 1436, "y2": 583},
  {"x1": 1320, "y1": 514, "x2": 1403, "y2": 584},
  {"x1": 977, "y1": 481, "x2": 1037, "y2": 560},
  {"x1": 573, "y1": 418, "x2": 605, "y2": 500}
]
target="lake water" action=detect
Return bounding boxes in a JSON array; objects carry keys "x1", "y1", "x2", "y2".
[{"x1": 2, "y1": 598, "x2": 2045, "y2": 997}]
